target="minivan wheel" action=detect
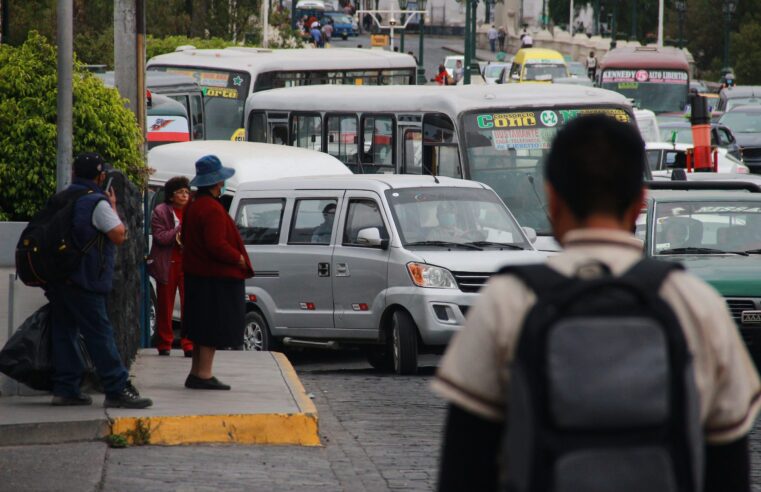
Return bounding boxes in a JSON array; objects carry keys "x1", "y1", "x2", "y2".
[
  {"x1": 391, "y1": 310, "x2": 418, "y2": 375},
  {"x1": 244, "y1": 311, "x2": 280, "y2": 351}
]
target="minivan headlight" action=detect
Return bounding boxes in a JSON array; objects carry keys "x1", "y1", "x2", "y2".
[{"x1": 407, "y1": 262, "x2": 457, "y2": 289}]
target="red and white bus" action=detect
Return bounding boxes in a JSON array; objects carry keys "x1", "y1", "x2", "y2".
[{"x1": 598, "y1": 46, "x2": 690, "y2": 116}]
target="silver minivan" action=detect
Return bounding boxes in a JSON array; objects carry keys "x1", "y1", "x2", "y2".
[{"x1": 231, "y1": 175, "x2": 545, "y2": 374}]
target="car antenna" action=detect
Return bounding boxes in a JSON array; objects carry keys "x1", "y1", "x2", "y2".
[{"x1": 432, "y1": 173, "x2": 440, "y2": 184}]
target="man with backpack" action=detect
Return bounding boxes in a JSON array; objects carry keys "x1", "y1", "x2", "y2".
[
  {"x1": 45, "y1": 153, "x2": 152, "y2": 408},
  {"x1": 433, "y1": 115, "x2": 760, "y2": 492}
]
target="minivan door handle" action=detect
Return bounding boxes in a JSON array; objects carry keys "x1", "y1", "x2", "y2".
[{"x1": 318, "y1": 262, "x2": 331, "y2": 277}]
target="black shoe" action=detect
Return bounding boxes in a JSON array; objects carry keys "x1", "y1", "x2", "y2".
[
  {"x1": 52, "y1": 394, "x2": 93, "y2": 406},
  {"x1": 104, "y1": 382, "x2": 153, "y2": 409},
  {"x1": 184, "y1": 350, "x2": 193, "y2": 358},
  {"x1": 185, "y1": 374, "x2": 231, "y2": 390},
  {"x1": 158, "y1": 349, "x2": 170, "y2": 356}
]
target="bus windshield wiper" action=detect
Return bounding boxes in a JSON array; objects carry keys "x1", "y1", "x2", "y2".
[
  {"x1": 742, "y1": 248, "x2": 761, "y2": 254},
  {"x1": 405, "y1": 241, "x2": 483, "y2": 250},
  {"x1": 464, "y1": 241, "x2": 525, "y2": 250},
  {"x1": 659, "y1": 247, "x2": 748, "y2": 256}
]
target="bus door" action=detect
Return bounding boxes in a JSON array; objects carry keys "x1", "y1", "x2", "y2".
[
  {"x1": 268, "y1": 112, "x2": 289, "y2": 145},
  {"x1": 422, "y1": 113, "x2": 462, "y2": 178},
  {"x1": 397, "y1": 114, "x2": 422, "y2": 174}
]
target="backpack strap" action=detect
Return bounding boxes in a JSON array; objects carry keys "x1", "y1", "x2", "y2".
[
  {"x1": 497, "y1": 264, "x2": 570, "y2": 297},
  {"x1": 621, "y1": 258, "x2": 685, "y2": 295}
]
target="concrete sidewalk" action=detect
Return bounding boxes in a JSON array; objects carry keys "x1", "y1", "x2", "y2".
[{"x1": 0, "y1": 349, "x2": 319, "y2": 447}]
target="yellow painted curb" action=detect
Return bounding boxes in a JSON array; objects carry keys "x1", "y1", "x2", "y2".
[
  {"x1": 111, "y1": 413, "x2": 320, "y2": 446},
  {"x1": 110, "y1": 353, "x2": 320, "y2": 446}
]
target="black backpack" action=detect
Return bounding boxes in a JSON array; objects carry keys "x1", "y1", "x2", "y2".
[
  {"x1": 499, "y1": 259, "x2": 703, "y2": 492},
  {"x1": 15, "y1": 188, "x2": 103, "y2": 287}
]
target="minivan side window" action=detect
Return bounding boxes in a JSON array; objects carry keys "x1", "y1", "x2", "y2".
[
  {"x1": 289, "y1": 198, "x2": 338, "y2": 245},
  {"x1": 343, "y1": 199, "x2": 388, "y2": 246},
  {"x1": 235, "y1": 199, "x2": 285, "y2": 245}
]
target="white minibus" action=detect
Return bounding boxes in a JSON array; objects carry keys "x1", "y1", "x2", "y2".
[
  {"x1": 244, "y1": 84, "x2": 641, "y2": 250},
  {"x1": 147, "y1": 47, "x2": 417, "y2": 140}
]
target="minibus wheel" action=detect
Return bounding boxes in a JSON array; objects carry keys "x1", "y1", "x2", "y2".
[
  {"x1": 244, "y1": 311, "x2": 280, "y2": 351},
  {"x1": 391, "y1": 310, "x2": 418, "y2": 375}
]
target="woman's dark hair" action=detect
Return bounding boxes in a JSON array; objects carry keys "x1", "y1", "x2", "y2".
[
  {"x1": 544, "y1": 114, "x2": 645, "y2": 220},
  {"x1": 163, "y1": 176, "x2": 191, "y2": 204}
]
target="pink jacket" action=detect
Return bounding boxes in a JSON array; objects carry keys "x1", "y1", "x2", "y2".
[{"x1": 148, "y1": 203, "x2": 181, "y2": 284}]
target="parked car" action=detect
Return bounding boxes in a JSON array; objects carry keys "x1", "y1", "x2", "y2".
[
  {"x1": 719, "y1": 105, "x2": 761, "y2": 173},
  {"x1": 443, "y1": 55, "x2": 464, "y2": 77},
  {"x1": 659, "y1": 121, "x2": 743, "y2": 162},
  {"x1": 146, "y1": 141, "x2": 352, "y2": 329},
  {"x1": 231, "y1": 175, "x2": 545, "y2": 374},
  {"x1": 320, "y1": 11, "x2": 358, "y2": 39},
  {"x1": 638, "y1": 187, "x2": 761, "y2": 364},
  {"x1": 646, "y1": 142, "x2": 749, "y2": 178},
  {"x1": 483, "y1": 62, "x2": 510, "y2": 84}
]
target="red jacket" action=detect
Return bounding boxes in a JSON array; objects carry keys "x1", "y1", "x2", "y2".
[
  {"x1": 148, "y1": 202, "x2": 182, "y2": 284},
  {"x1": 182, "y1": 194, "x2": 254, "y2": 280}
]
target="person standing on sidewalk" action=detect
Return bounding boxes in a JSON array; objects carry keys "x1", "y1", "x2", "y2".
[
  {"x1": 433, "y1": 115, "x2": 761, "y2": 491},
  {"x1": 148, "y1": 176, "x2": 193, "y2": 358},
  {"x1": 182, "y1": 155, "x2": 253, "y2": 390},
  {"x1": 48, "y1": 153, "x2": 152, "y2": 409},
  {"x1": 487, "y1": 25, "x2": 498, "y2": 53},
  {"x1": 586, "y1": 51, "x2": 597, "y2": 80},
  {"x1": 497, "y1": 26, "x2": 506, "y2": 52}
]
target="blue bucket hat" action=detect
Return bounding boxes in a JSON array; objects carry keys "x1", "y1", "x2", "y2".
[{"x1": 190, "y1": 154, "x2": 235, "y2": 188}]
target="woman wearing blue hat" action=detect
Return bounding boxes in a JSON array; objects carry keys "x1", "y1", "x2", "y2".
[{"x1": 182, "y1": 155, "x2": 254, "y2": 390}]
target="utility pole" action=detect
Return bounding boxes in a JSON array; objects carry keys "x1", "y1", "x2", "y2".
[
  {"x1": 56, "y1": 0, "x2": 73, "y2": 192},
  {"x1": 594, "y1": 0, "x2": 600, "y2": 35},
  {"x1": 630, "y1": 1, "x2": 637, "y2": 41},
  {"x1": 464, "y1": 0, "x2": 471, "y2": 84},
  {"x1": 569, "y1": 0, "x2": 574, "y2": 36},
  {"x1": 657, "y1": 0, "x2": 664, "y2": 48},
  {"x1": 115, "y1": 0, "x2": 147, "y2": 150}
]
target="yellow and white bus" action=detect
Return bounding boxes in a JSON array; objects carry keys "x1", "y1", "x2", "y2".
[
  {"x1": 244, "y1": 84, "x2": 637, "y2": 250},
  {"x1": 147, "y1": 47, "x2": 417, "y2": 140}
]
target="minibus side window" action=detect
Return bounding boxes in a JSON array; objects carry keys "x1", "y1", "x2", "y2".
[
  {"x1": 235, "y1": 198, "x2": 285, "y2": 245},
  {"x1": 422, "y1": 113, "x2": 461, "y2": 178},
  {"x1": 191, "y1": 95, "x2": 204, "y2": 139},
  {"x1": 326, "y1": 114, "x2": 359, "y2": 168},
  {"x1": 248, "y1": 111, "x2": 267, "y2": 142},
  {"x1": 361, "y1": 115, "x2": 394, "y2": 171},
  {"x1": 403, "y1": 129, "x2": 423, "y2": 174},
  {"x1": 291, "y1": 113, "x2": 322, "y2": 152}
]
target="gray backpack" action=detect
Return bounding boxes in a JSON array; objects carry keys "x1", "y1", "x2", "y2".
[{"x1": 499, "y1": 259, "x2": 703, "y2": 492}]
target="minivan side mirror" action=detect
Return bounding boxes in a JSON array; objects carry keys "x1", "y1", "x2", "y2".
[
  {"x1": 522, "y1": 226, "x2": 537, "y2": 244},
  {"x1": 357, "y1": 227, "x2": 389, "y2": 249}
]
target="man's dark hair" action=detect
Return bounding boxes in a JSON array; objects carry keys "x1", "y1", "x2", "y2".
[
  {"x1": 544, "y1": 114, "x2": 645, "y2": 220},
  {"x1": 163, "y1": 176, "x2": 191, "y2": 204}
]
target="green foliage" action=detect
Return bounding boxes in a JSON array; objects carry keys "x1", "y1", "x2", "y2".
[
  {"x1": 74, "y1": 27, "x2": 115, "y2": 68},
  {"x1": 0, "y1": 32, "x2": 145, "y2": 222},
  {"x1": 731, "y1": 20, "x2": 761, "y2": 85},
  {"x1": 106, "y1": 434, "x2": 129, "y2": 448}
]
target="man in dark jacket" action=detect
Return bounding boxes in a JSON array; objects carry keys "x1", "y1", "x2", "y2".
[{"x1": 48, "y1": 152, "x2": 152, "y2": 409}]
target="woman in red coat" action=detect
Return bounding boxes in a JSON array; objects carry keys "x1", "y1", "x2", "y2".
[
  {"x1": 148, "y1": 176, "x2": 193, "y2": 357},
  {"x1": 182, "y1": 155, "x2": 254, "y2": 390}
]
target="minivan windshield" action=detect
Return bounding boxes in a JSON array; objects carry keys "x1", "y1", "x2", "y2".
[
  {"x1": 463, "y1": 107, "x2": 633, "y2": 235},
  {"x1": 385, "y1": 187, "x2": 529, "y2": 249}
]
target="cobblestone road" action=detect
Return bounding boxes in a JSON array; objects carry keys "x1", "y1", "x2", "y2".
[
  {"x1": 102, "y1": 351, "x2": 445, "y2": 491},
  {"x1": 100, "y1": 350, "x2": 761, "y2": 491}
]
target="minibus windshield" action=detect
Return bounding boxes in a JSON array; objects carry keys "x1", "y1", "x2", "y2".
[
  {"x1": 601, "y1": 69, "x2": 688, "y2": 114},
  {"x1": 385, "y1": 187, "x2": 529, "y2": 249},
  {"x1": 149, "y1": 66, "x2": 251, "y2": 139},
  {"x1": 463, "y1": 107, "x2": 632, "y2": 235}
]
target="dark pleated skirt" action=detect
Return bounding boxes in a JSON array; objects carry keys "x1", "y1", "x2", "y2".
[{"x1": 183, "y1": 274, "x2": 245, "y2": 348}]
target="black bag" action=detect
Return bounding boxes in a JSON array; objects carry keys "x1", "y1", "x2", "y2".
[
  {"x1": 0, "y1": 305, "x2": 54, "y2": 390},
  {"x1": 0, "y1": 304, "x2": 98, "y2": 392},
  {"x1": 15, "y1": 188, "x2": 101, "y2": 287},
  {"x1": 499, "y1": 259, "x2": 703, "y2": 492}
]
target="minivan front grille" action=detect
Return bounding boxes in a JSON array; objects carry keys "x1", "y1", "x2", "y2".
[
  {"x1": 742, "y1": 147, "x2": 761, "y2": 162},
  {"x1": 726, "y1": 299, "x2": 759, "y2": 324},
  {"x1": 453, "y1": 272, "x2": 492, "y2": 293}
]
